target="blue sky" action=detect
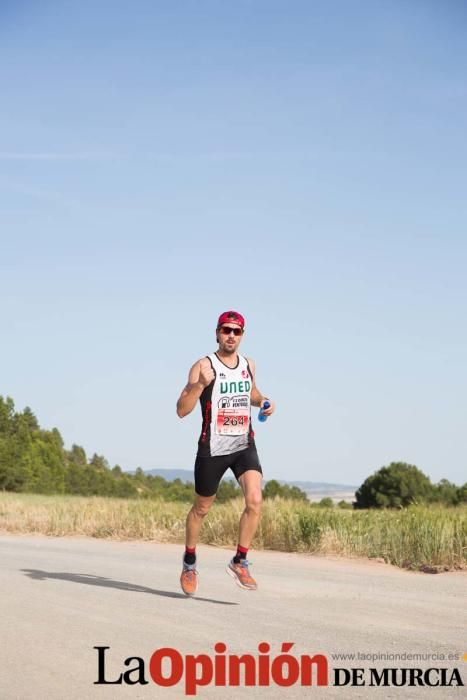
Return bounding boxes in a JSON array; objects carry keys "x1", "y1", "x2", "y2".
[{"x1": 1, "y1": 1, "x2": 466, "y2": 485}]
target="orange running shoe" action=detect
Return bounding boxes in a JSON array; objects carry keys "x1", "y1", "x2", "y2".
[
  {"x1": 180, "y1": 560, "x2": 198, "y2": 596},
  {"x1": 226, "y1": 558, "x2": 257, "y2": 590}
]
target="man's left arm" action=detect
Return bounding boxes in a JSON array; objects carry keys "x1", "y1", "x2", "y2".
[{"x1": 248, "y1": 357, "x2": 275, "y2": 416}]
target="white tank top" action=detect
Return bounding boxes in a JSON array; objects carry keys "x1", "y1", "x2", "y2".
[{"x1": 199, "y1": 352, "x2": 254, "y2": 456}]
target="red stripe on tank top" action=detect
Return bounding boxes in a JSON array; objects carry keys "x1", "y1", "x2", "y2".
[{"x1": 201, "y1": 401, "x2": 212, "y2": 442}]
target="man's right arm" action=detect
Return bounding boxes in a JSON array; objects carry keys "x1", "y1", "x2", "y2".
[{"x1": 176, "y1": 358, "x2": 214, "y2": 418}]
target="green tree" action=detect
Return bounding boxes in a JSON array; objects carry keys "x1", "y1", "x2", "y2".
[
  {"x1": 282, "y1": 484, "x2": 308, "y2": 501},
  {"x1": 318, "y1": 497, "x2": 334, "y2": 508},
  {"x1": 3, "y1": 411, "x2": 35, "y2": 491},
  {"x1": 457, "y1": 483, "x2": 467, "y2": 503},
  {"x1": 21, "y1": 407, "x2": 39, "y2": 431},
  {"x1": 337, "y1": 500, "x2": 352, "y2": 509},
  {"x1": 263, "y1": 479, "x2": 308, "y2": 500},
  {"x1": 25, "y1": 434, "x2": 64, "y2": 494},
  {"x1": 0, "y1": 434, "x2": 30, "y2": 490},
  {"x1": 0, "y1": 396, "x2": 15, "y2": 436},
  {"x1": 217, "y1": 479, "x2": 241, "y2": 502},
  {"x1": 431, "y1": 479, "x2": 463, "y2": 506},
  {"x1": 263, "y1": 479, "x2": 282, "y2": 499},
  {"x1": 354, "y1": 462, "x2": 433, "y2": 508},
  {"x1": 68, "y1": 444, "x2": 87, "y2": 467}
]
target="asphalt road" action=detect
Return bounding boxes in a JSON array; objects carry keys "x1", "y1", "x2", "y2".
[{"x1": 0, "y1": 534, "x2": 465, "y2": 699}]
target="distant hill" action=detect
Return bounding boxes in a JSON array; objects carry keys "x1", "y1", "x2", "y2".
[
  {"x1": 141, "y1": 469, "x2": 196, "y2": 482},
  {"x1": 278, "y1": 479, "x2": 358, "y2": 492},
  {"x1": 136, "y1": 469, "x2": 357, "y2": 500}
]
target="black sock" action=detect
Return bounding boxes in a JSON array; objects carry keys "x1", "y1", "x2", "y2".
[
  {"x1": 184, "y1": 547, "x2": 196, "y2": 566},
  {"x1": 233, "y1": 545, "x2": 248, "y2": 564}
]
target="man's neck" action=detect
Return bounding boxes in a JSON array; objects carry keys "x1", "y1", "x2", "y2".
[{"x1": 215, "y1": 349, "x2": 238, "y2": 368}]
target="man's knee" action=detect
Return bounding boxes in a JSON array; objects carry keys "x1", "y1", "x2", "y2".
[
  {"x1": 246, "y1": 490, "x2": 262, "y2": 514},
  {"x1": 192, "y1": 496, "x2": 214, "y2": 518}
]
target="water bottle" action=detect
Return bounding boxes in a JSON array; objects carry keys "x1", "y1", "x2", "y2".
[{"x1": 258, "y1": 400, "x2": 270, "y2": 422}]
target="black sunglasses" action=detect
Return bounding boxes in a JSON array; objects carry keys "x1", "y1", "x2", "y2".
[{"x1": 218, "y1": 326, "x2": 243, "y2": 336}]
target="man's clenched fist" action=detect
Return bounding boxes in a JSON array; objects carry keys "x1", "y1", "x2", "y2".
[{"x1": 198, "y1": 358, "x2": 215, "y2": 387}]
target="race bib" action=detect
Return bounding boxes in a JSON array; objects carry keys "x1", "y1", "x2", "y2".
[{"x1": 216, "y1": 409, "x2": 249, "y2": 436}]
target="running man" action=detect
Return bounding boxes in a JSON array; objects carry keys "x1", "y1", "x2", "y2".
[{"x1": 176, "y1": 310, "x2": 275, "y2": 596}]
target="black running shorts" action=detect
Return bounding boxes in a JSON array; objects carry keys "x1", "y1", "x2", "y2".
[{"x1": 194, "y1": 444, "x2": 262, "y2": 497}]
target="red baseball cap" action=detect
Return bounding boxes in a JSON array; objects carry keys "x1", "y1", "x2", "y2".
[{"x1": 217, "y1": 310, "x2": 245, "y2": 329}]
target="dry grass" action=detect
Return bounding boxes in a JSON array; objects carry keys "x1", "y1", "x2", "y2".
[{"x1": 0, "y1": 492, "x2": 465, "y2": 571}]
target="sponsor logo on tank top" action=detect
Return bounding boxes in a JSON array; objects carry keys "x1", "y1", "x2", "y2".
[
  {"x1": 218, "y1": 395, "x2": 249, "y2": 409},
  {"x1": 220, "y1": 381, "x2": 251, "y2": 394}
]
